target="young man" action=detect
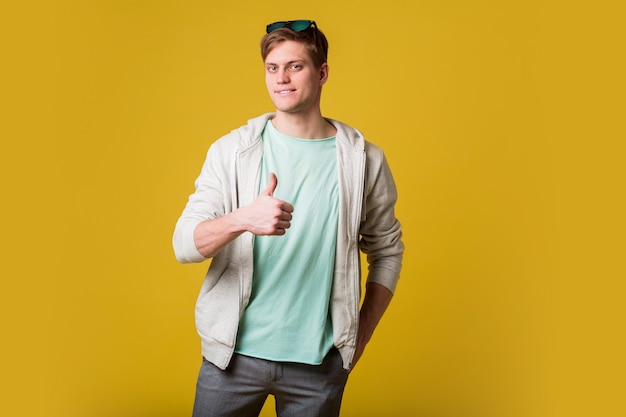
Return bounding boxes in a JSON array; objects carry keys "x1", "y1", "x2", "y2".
[{"x1": 173, "y1": 20, "x2": 404, "y2": 417}]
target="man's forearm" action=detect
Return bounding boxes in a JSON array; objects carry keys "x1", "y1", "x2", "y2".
[
  {"x1": 193, "y1": 212, "x2": 247, "y2": 259},
  {"x1": 193, "y1": 175, "x2": 295, "y2": 259},
  {"x1": 352, "y1": 282, "x2": 393, "y2": 369}
]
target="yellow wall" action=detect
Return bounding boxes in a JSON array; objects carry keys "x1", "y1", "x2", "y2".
[{"x1": 2, "y1": 1, "x2": 624, "y2": 416}]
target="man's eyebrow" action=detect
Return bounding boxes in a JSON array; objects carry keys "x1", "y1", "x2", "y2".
[{"x1": 265, "y1": 60, "x2": 306, "y2": 66}]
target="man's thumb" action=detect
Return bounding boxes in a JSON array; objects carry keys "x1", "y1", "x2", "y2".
[{"x1": 261, "y1": 172, "x2": 278, "y2": 196}]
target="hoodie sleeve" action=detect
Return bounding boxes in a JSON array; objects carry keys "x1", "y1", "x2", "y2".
[
  {"x1": 172, "y1": 114, "x2": 270, "y2": 264},
  {"x1": 172, "y1": 139, "x2": 233, "y2": 264},
  {"x1": 359, "y1": 144, "x2": 404, "y2": 293}
]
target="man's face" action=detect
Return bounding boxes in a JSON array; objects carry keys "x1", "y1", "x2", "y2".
[{"x1": 264, "y1": 40, "x2": 328, "y2": 116}]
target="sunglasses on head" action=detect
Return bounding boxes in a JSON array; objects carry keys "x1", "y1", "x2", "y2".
[{"x1": 266, "y1": 20, "x2": 317, "y2": 33}]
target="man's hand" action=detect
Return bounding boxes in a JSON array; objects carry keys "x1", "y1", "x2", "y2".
[{"x1": 235, "y1": 173, "x2": 294, "y2": 236}]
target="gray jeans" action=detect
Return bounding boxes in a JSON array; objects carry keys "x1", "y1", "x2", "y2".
[{"x1": 192, "y1": 348, "x2": 349, "y2": 417}]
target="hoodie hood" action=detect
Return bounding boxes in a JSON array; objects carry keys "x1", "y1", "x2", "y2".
[{"x1": 235, "y1": 113, "x2": 366, "y2": 151}]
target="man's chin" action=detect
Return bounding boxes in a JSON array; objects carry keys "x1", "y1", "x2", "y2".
[{"x1": 274, "y1": 106, "x2": 302, "y2": 115}]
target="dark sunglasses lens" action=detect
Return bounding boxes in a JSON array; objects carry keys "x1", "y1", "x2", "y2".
[
  {"x1": 267, "y1": 22, "x2": 287, "y2": 33},
  {"x1": 290, "y1": 20, "x2": 312, "y2": 31}
]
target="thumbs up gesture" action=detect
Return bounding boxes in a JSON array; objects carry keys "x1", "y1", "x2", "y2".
[{"x1": 238, "y1": 173, "x2": 294, "y2": 236}]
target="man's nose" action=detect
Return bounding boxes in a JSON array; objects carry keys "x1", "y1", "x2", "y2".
[{"x1": 277, "y1": 68, "x2": 289, "y2": 84}]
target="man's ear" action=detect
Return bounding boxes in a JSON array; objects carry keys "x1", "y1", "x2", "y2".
[{"x1": 319, "y1": 63, "x2": 329, "y2": 85}]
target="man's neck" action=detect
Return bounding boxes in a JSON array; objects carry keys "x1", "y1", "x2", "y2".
[{"x1": 271, "y1": 111, "x2": 337, "y2": 139}]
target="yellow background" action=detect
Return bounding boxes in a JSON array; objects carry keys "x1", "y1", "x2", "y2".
[{"x1": 2, "y1": 1, "x2": 624, "y2": 416}]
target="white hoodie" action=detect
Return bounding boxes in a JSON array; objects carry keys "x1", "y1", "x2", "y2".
[{"x1": 173, "y1": 113, "x2": 403, "y2": 370}]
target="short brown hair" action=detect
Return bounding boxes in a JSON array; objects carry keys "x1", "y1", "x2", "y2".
[{"x1": 260, "y1": 26, "x2": 329, "y2": 68}]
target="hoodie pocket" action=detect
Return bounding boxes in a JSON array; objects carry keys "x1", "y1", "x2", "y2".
[{"x1": 195, "y1": 268, "x2": 240, "y2": 348}]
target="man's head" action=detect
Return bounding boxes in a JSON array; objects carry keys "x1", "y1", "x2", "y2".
[{"x1": 260, "y1": 20, "x2": 329, "y2": 69}]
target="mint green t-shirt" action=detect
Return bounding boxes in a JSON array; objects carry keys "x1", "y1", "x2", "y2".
[{"x1": 235, "y1": 120, "x2": 338, "y2": 365}]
